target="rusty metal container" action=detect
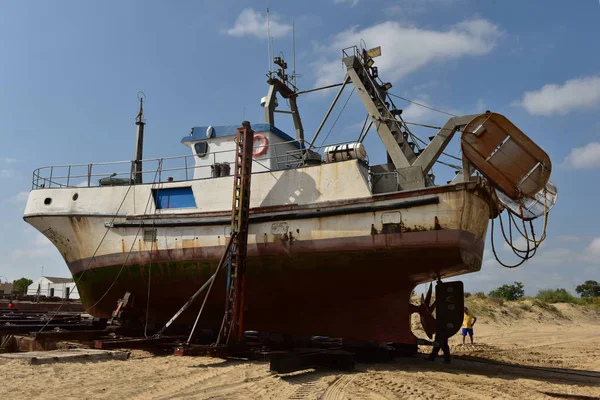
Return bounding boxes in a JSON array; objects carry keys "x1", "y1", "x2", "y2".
[
  {"x1": 461, "y1": 112, "x2": 551, "y2": 199},
  {"x1": 210, "y1": 163, "x2": 222, "y2": 178},
  {"x1": 219, "y1": 163, "x2": 231, "y2": 177}
]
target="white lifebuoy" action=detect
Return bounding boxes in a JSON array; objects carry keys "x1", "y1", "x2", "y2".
[{"x1": 253, "y1": 134, "x2": 269, "y2": 157}]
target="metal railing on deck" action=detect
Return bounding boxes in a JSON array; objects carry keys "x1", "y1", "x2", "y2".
[{"x1": 31, "y1": 139, "x2": 359, "y2": 190}]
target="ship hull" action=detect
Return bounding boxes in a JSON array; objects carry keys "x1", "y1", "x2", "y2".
[
  {"x1": 71, "y1": 229, "x2": 483, "y2": 343},
  {"x1": 24, "y1": 160, "x2": 491, "y2": 344}
]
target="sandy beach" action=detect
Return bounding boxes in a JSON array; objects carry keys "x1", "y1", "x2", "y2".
[{"x1": 1, "y1": 301, "x2": 598, "y2": 400}]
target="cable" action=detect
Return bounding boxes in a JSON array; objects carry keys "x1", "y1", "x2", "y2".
[
  {"x1": 435, "y1": 159, "x2": 462, "y2": 170},
  {"x1": 357, "y1": 64, "x2": 461, "y2": 173},
  {"x1": 144, "y1": 257, "x2": 152, "y2": 338},
  {"x1": 36, "y1": 184, "x2": 134, "y2": 333},
  {"x1": 319, "y1": 87, "x2": 355, "y2": 147},
  {"x1": 83, "y1": 167, "x2": 161, "y2": 313},
  {"x1": 358, "y1": 120, "x2": 373, "y2": 143},
  {"x1": 144, "y1": 174, "x2": 161, "y2": 337},
  {"x1": 186, "y1": 250, "x2": 230, "y2": 345},
  {"x1": 355, "y1": 114, "x2": 370, "y2": 143},
  {"x1": 489, "y1": 184, "x2": 549, "y2": 268},
  {"x1": 388, "y1": 92, "x2": 457, "y2": 117},
  {"x1": 405, "y1": 126, "x2": 463, "y2": 163}
]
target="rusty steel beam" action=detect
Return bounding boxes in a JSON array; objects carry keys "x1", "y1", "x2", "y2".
[
  {"x1": 94, "y1": 336, "x2": 182, "y2": 350},
  {"x1": 0, "y1": 324, "x2": 96, "y2": 335},
  {"x1": 0, "y1": 319, "x2": 80, "y2": 325},
  {"x1": 174, "y1": 344, "x2": 230, "y2": 357},
  {"x1": 30, "y1": 329, "x2": 109, "y2": 342}
]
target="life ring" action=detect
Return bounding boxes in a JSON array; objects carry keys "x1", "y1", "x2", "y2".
[{"x1": 253, "y1": 134, "x2": 269, "y2": 157}]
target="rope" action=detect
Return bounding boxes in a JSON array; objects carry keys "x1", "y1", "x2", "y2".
[
  {"x1": 186, "y1": 249, "x2": 231, "y2": 345},
  {"x1": 388, "y1": 92, "x2": 457, "y2": 117},
  {"x1": 319, "y1": 87, "x2": 355, "y2": 147},
  {"x1": 358, "y1": 120, "x2": 373, "y2": 143},
  {"x1": 36, "y1": 184, "x2": 134, "y2": 333},
  {"x1": 490, "y1": 183, "x2": 550, "y2": 268},
  {"x1": 405, "y1": 125, "x2": 464, "y2": 163},
  {"x1": 82, "y1": 168, "x2": 160, "y2": 313},
  {"x1": 356, "y1": 114, "x2": 370, "y2": 143},
  {"x1": 144, "y1": 259, "x2": 152, "y2": 337},
  {"x1": 84, "y1": 173, "x2": 162, "y2": 313},
  {"x1": 144, "y1": 175, "x2": 161, "y2": 337},
  {"x1": 435, "y1": 159, "x2": 463, "y2": 170}
]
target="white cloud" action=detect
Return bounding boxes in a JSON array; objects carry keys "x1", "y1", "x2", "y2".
[
  {"x1": 333, "y1": 0, "x2": 359, "y2": 6},
  {"x1": 14, "y1": 191, "x2": 29, "y2": 203},
  {"x1": 519, "y1": 76, "x2": 600, "y2": 116},
  {"x1": 474, "y1": 98, "x2": 487, "y2": 112},
  {"x1": 225, "y1": 8, "x2": 292, "y2": 39},
  {"x1": 314, "y1": 19, "x2": 502, "y2": 87},
  {"x1": 2, "y1": 157, "x2": 16, "y2": 164},
  {"x1": 13, "y1": 247, "x2": 55, "y2": 258},
  {"x1": 386, "y1": 0, "x2": 462, "y2": 16},
  {"x1": 1, "y1": 169, "x2": 14, "y2": 178},
  {"x1": 563, "y1": 142, "x2": 600, "y2": 169},
  {"x1": 502, "y1": 237, "x2": 529, "y2": 252},
  {"x1": 1, "y1": 191, "x2": 29, "y2": 206},
  {"x1": 34, "y1": 232, "x2": 53, "y2": 247},
  {"x1": 402, "y1": 96, "x2": 439, "y2": 122},
  {"x1": 557, "y1": 235, "x2": 582, "y2": 243},
  {"x1": 586, "y1": 237, "x2": 600, "y2": 257}
]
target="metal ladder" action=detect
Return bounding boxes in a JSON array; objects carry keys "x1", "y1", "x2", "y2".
[
  {"x1": 218, "y1": 121, "x2": 254, "y2": 344},
  {"x1": 343, "y1": 49, "x2": 417, "y2": 167}
]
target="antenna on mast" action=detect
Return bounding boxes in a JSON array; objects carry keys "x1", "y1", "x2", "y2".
[
  {"x1": 292, "y1": 22, "x2": 296, "y2": 88},
  {"x1": 267, "y1": 2, "x2": 272, "y2": 73},
  {"x1": 290, "y1": 22, "x2": 302, "y2": 91},
  {"x1": 133, "y1": 91, "x2": 146, "y2": 184}
]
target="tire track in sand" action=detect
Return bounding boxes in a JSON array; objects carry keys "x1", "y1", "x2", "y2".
[
  {"x1": 128, "y1": 362, "x2": 250, "y2": 400},
  {"x1": 320, "y1": 374, "x2": 355, "y2": 400},
  {"x1": 284, "y1": 371, "x2": 337, "y2": 400},
  {"x1": 155, "y1": 363, "x2": 268, "y2": 400}
]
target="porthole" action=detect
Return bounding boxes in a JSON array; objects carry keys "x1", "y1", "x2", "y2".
[
  {"x1": 72, "y1": 193, "x2": 79, "y2": 201},
  {"x1": 194, "y1": 141, "x2": 209, "y2": 158},
  {"x1": 44, "y1": 198, "x2": 52, "y2": 205}
]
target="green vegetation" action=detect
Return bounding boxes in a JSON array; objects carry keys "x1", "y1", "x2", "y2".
[
  {"x1": 536, "y1": 288, "x2": 579, "y2": 304},
  {"x1": 463, "y1": 280, "x2": 600, "y2": 321},
  {"x1": 575, "y1": 280, "x2": 600, "y2": 299},
  {"x1": 12, "y1": 278, "x2": 33, "y2": 295},
  {"x1": 531, "y1": 299, "x2": 564, "y2": 317},
  {"x1": 488, "y1": 281, "x2": 524, "y2": 301}
]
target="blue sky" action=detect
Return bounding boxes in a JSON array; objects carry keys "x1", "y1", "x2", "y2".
[{"x1": 0, "y1": 0, "x2": 598, "y2": 295}]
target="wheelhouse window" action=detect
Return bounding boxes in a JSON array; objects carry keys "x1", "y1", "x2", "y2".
[
  {"x1": 153, "y1": 187, "x2": 196, "y2": 209},
  {"x1": 194, "y1": 142, "x2": 209, "y2": 158}
]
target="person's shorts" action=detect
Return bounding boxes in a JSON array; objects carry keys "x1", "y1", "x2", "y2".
[{"x1": 461, "y1": 328, "x2": 473, "y2": 336}]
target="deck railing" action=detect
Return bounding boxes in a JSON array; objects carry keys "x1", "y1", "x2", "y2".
[{"x1": 31, "y1": 139, "x2": 360, "y2": 190}]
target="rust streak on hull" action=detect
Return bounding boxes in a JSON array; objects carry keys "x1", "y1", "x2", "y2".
[{"x1": 71, "y1": 230, "x2": 483, "y2": 344}]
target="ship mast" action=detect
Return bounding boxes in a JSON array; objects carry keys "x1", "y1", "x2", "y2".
[
  {"x1": 132, "y1": 93, "x2": 145, "y2": 184},
  {"x1": 262, "y1": 55, "x2": 305, "y2": 143}
]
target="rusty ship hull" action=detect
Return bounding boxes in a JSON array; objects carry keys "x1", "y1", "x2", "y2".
[
  {"x1": 71, "y1": 228, "x2": 484, "y2": 344},
  {"x1": 24, "y1": 159, "x2": 490, "y2": 344}
]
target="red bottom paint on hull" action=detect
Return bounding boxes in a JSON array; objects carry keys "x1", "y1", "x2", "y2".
[{"x1": 72, "y1": 230, "x2": 483, "y2": 343}]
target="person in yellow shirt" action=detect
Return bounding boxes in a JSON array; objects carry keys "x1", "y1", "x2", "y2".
[{"x1": 462, "y1": 307, "x2": 477, "y2": 345}]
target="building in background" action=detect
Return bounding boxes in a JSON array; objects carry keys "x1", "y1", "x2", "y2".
[
  {"x1": 0, "y1": 283, "x2": 14, "y2": 296},
  {"x1": 27, "y1": 277, "x2": 80, "y2": 300}
]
